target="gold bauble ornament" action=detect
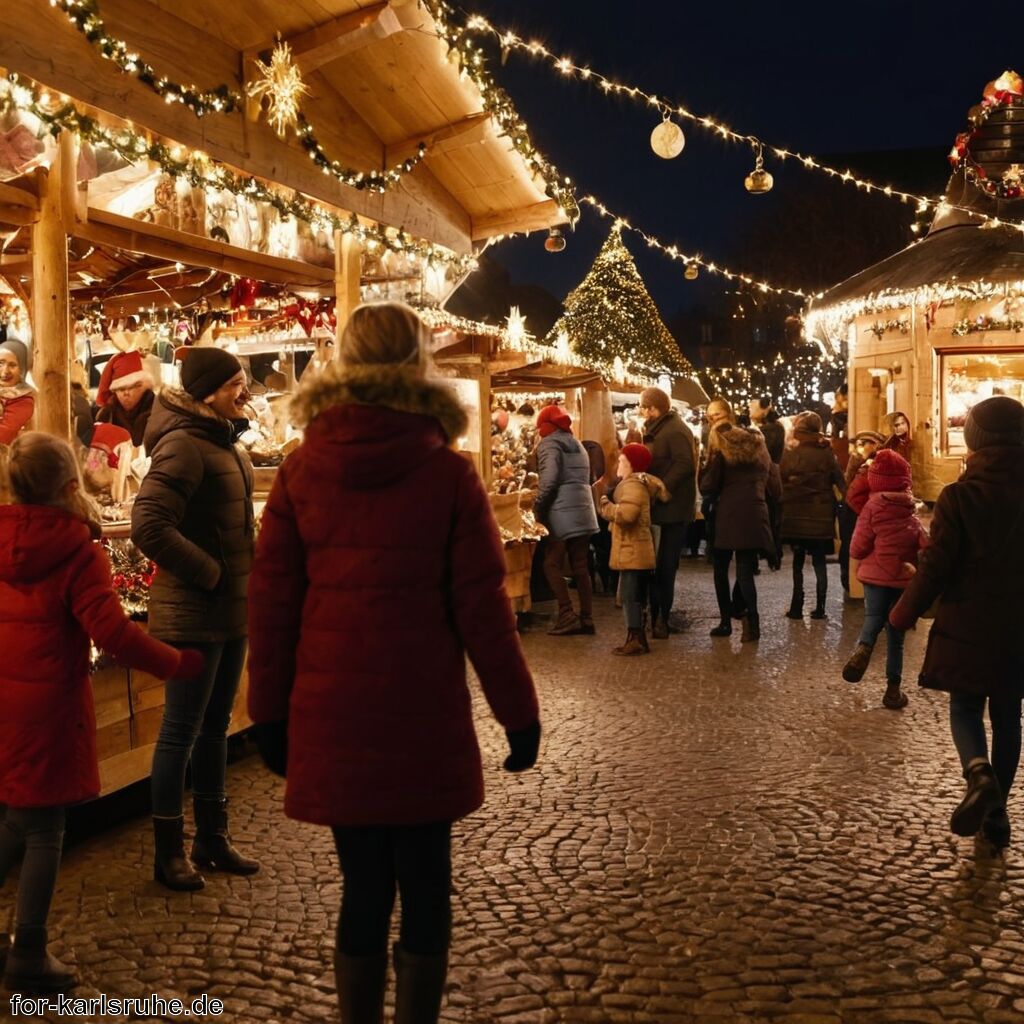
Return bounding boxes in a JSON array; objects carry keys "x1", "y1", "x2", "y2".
[
  {"x1": 684, "y1": 263, "x2": 699, "y2": 281},
  {"x1": 745, "y1": 168, "x2": 774, "y2": 194},
  {"x1": 650, "y1": 119, "x2": 685, "y2": 159},
  {"x1": 544, "y1": 228, "x2": 566, "y2": 253}
]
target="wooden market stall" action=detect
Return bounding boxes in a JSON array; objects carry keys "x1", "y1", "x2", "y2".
[{"x1": 0, "y1": 0, "x2": 572, "y2": 792}]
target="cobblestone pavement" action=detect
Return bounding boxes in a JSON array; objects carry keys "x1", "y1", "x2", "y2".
[{"x1": 5, "y1": 559, "x2": 1024, "y2": 1023}]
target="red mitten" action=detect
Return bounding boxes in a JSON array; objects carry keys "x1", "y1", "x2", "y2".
[
  {"x1": 177, "y1": 648, "x2": 207, "y2": 681},
  {"x1": 888, "y1": 598, "x2": 916, "y2": 633}
]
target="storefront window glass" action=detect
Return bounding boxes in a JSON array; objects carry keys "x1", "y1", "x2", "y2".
[{"x1": 942, "y1": 350, "x2": 1024, "y2": 454}]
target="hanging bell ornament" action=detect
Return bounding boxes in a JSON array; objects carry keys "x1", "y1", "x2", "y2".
[
  {"x1": 544, "y1": 227, "x2": 566, "y2": 253},
  {"x1": 744, "y1": 144, "x2": 774, "y2": 194},
  {"x1": 650, "y1": 115, "x2": 685, "y2": 159},
  {"x1": 684, "y1": 263, "x2": 699, "y2": 281}
]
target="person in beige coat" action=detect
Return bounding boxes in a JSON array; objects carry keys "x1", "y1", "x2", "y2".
[{"x1": 599, "y1": 444, "x2": 669, "y2": 656}]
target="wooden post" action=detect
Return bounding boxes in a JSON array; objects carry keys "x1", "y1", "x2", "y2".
[
  {"x1": 31, "y1": 132, "x2": 71, "y2": 438},
  {"x1": 333, "y1": 229, "x2": 362, "y2": 360}
]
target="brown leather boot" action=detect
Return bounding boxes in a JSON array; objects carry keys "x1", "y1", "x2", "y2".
[
  {"x1": 393, "y1": 944, "x2": 447, "y2": 1024},
  {"x1": 335, "y1": 949, "x2": 387, "y2": 1024},
  {"x1": 547, "y1": 607, "x2": 581, "y2": 635},
  {"x1": 612, "y1": 629, "x2": 647, "y2": 656},
  {"x1": 191, "y1": 798, "x2": 260, "y2": 876},
  {"x1": 153, "y1": 816, "x2": 204, "y2": 892}
]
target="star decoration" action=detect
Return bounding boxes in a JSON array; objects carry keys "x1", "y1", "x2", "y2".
[{"x1": 247, "y1": 39, "x2": 309, "y2": 137}]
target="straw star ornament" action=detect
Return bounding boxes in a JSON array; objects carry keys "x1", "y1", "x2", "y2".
[{"x1": 247, "y1": 38, "x2": 309, "y2": 137}]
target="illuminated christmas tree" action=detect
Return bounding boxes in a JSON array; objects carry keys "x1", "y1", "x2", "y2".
[{"x1": 545, "y1": 223, "x2": 696, "y2": 379}]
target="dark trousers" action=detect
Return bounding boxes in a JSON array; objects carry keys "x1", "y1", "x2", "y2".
[
  {"x1": 332, "y1": 822, "x2": 452, "y2": 956},
  {"x1": 949, "y1": 693, "x2": 1024, "y2": 798},
  {"x1": 0, "y1": 806, "x2": 66, "y2": 929},
  {"x1": 792, "y1": 542, "x2": 829, "y2": 605},
  {"x1": 837, "y1": 503, "x2": 856, "y2": 589},
  {"x1": 592, "y1": 521, "x2": 616, "y2": 594},
  {"x1": 713, "y1": 549, "x2": 758, "y2": 620},
  {"x1": 649, "y1": 521, "x2": 688, "y2": 622},
  {"x1": 151, "y1": 636, "x2": 248, "y2": 818},
  {"x1": 543, "y1": 535, "x2": 593, "y2": 619}
]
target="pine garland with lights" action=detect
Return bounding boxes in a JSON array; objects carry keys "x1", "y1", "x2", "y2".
[{"x1": 544, "y1": 224, "x2": 695, "y2": 379}]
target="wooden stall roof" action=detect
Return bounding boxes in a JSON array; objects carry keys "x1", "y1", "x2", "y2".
[{"x1": 1, "y1": 0, "x2": 568, "y2": 255}]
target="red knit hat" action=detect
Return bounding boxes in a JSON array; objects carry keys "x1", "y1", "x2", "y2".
[
  {"x1": 537, "y1": 404, "x2": 572, "y2": 437},
  {"x1": 89, "y1": 423, "x2": 132, "y2": 467},
  {"x1": 868, "y1": 448, "x2": 911, "y2": 492},
  {"x1": 622, "y1": 443, "x2": 653, "y2": 473},
  {"x1": 97, "y1": 350, "x2": 146, "y2": 407}
]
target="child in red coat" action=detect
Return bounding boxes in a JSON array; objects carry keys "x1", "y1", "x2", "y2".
[
  {"x1": 841, "y1": 449, "x2": 928, "y2": 708},
  {"x1": 0, "y1": 433, "x2": 202, "y2": 993}
]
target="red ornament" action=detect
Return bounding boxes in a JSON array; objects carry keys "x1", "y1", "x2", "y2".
[{"x1": 230, "y1": 277, "x2": 261, "y2": 310}]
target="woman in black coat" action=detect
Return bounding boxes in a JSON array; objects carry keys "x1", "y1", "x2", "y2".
[
  {"x1": 699, "y1": 423, "x2": 781, "y2": 642},
  {"x1": 890, "y1": 396, "x2": 1024, "y2": 849}
]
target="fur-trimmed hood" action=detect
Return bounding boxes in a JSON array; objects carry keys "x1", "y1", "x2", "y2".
[
  {"x1": 290, "y1": 363, "x2": 468, "y2": 442},
  {"x1": 716, "y1": 424, "x2": 769, "y2": 466},
  {"x1": 144, "y1": 387, "x2": 237, "y2": 451}
]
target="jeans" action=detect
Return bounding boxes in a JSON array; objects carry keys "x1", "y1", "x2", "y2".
[
  {"x1": 792, "y1": 541, "x2": 829, "y2": 603},
  {"x1": 949, "y1": 692, "x2": 1024, "y2": 798},
  {"x1": 151, "y1": 636, "x2": 248, "y2": 818},
  {"x1": 0, "y1": 806, "x2": 65, "y2": 928},
  {"x1": 543, "y1": 535, "x2": 593, "y2": 620},
  {"x1": 713, "y1": 549, "x2": 758, "y2": 619},
  {"x1": 620, "y1": 570, "x2": 649, "y2": 630},
  {"x1": 332, "y1": 822, "x2": 452, "y2": 956},
  {"x1": 858, "y1": 584, "x2": 904, "y2": 682},
  {"x1": 649, "y1": 521, "x2": 688, "y2": 622}
]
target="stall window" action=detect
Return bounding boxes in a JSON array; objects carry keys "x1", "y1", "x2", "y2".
[{"x1": 942, "y1": 350, "x2": 1024, "y2": 455}]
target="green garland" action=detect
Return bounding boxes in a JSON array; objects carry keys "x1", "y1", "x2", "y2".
[{"x1": 0, "y1": 75, "x2": 476, "y2": 271}]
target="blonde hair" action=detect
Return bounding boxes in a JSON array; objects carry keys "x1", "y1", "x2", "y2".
[
  {"x1": 339, "y1": 302, "x2": 431, "y2": 370},
  {"x1": 0, "y1": 432, "x2": 101, "y2": 536}
]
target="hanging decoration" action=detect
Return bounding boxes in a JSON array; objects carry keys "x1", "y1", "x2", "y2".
[
  {"x1": 246, "y1": 38, "x2": 309, "y2": 138},
  {"x1": 684, "y1": 262, "x2": 699, "y2": 281},
  {"x1": 650, "y1": 114, "x2": 685, "y2": 159},
  {"x1": 744, "y1": 143, "x2": 773, "y2": 195},
  {"x1": 544, "y1": 227, "x2": 566, "y2": 252}
]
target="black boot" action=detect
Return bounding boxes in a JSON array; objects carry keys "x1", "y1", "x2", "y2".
[
  {"x1": 191, "y1": 798, "x2": 260, "y2": 876},
  {"x1": 153, "y1": 816, "x2": 205, "y2": 892},
  {"x1": 785, "y1": 590, "x2": 804, "y2": 619},
  {"x1": 982, "y1": 807, "x2": 1012, "y2": 850},
  {"x1": 335, "y1": 949, "x2": 387, "y2": 1024},
  {"x1": 2, "y1": 926, "x2": 77, "y2": 993},
  {"x1": 709, "y1": 619, "x2": 732, "y2": 637},
  {"x1": 951, "y1": 761, "x2": 1004, "y2": 838},
  {"x1": 393, "y1": 944, "x2": 448, "y2": 1024},
  {"x1": 842, "y1": 643, "x2": 873, "y2": 683},
  {"x1": 810, "y1": 579, "x2": 827, "y2": 619},
  {"x1": 741, "y1": 613, "x2": 760, "y2": 643}
]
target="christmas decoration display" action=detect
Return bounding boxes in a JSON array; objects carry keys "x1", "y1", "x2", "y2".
[
  {"x1": 868, "y1": 317, "x2": 910, "y2": 339},
  {"x1": 951, "y1": 315, "x2": 1024, "y2": 336},
  {"x1": 650, "y1": 117, "x2": 685, "y2": 159},
  {"x1": 0, "y1": 75, "x2": 475, "y2": 271},
  {"x1": 246, "y1": 38, "x2": 308, "y2": 137},
  {"x1": 544, "y1": 223, "x2": 697, "y2": 379},
  {"x1": 699, "y1": 351, "x2": 847, "y2": 416},
  {"x1": 104, "y1": 538, "x2": 155, "y2": 620}
]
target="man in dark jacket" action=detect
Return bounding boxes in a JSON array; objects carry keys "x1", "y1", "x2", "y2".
[
  {"x1": 640, "y1": 387, "x2": 697, "y2": 638},
  {"x1": 132, "y1": 347, "x2": 258, "y2": 891}
]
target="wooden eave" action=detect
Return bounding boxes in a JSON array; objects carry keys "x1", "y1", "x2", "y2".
[{"x1": 1, "y1": 0, "x2": 566, "y2": 254}]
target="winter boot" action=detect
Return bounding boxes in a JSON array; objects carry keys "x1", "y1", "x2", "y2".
[
  {"x1": 191, "y1": 798, "x2": 260, "y2": 876},
  {"x1": 982, "y1": 807, "x2": 1012, "y2": 850},
  {"x1": 612, "y1": 629, "x2": 647, "y2": 656},
  {"x1": 651, "y1": 616, "x2": 670, "y2": 640},
  {"x1": 810, "y1": 579, "x2": 828, "y2": 620},
  {"x1": 153, "y1": 816, "x2": 205, "y2": 892},
  {"x1": 2, "y1": 926, "x2": 77, "y2": 993},
  {"x1": 548, "y1": 607, "x2": 582, "y2": 636},
  {"x1": 335, "y1": 949, "x2": 388, "y2": 1024},
  {"x1": 842, "y1": 642, "x2": 873, "y2": 683},
  {"x1": 393, "y1": 944, "x2": 448, "y2": 1024},
  {"x1": 741, "y1": 613, "x2": 760, "y2": 643},
  {"x1": 578, "y1": 616, "x2": 596, "y2": 636},
  {"x1": 951, "y1": 760, "x2": 1004, "y2": 837},
  {"x1": 882, "y1": 681, "x2": 908, "y2": 710},
  {"x1": 785, "y1": 590, "x2": 804, "y2": 619},
  {"x1": 709, "y1": 619, "x2": 732, "y2": 638}
]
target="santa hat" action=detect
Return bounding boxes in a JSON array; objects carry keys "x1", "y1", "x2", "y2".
[
  {"x1": 89, "y1": 423, "x2": 132, "y2": 468},
  {"x1": 97, "y1": 350, "x2": 146, "y2": 407},
  {"x1": 622, "y1": 443, "x2": 653, "y2": 474},
  {"x1": 537, "y1": 404, "x2": 572, "y2": 437},
  {"x1": 868, "y1": 448, "x2": 912, "y2": 492}
]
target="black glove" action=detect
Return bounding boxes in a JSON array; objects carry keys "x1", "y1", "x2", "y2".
[
  {"x1": 249, "y1": 721, "x2": 288, "y2": 778},
  {"x1": 503, "y1": 721, "x2": 541, "y2": 773}
]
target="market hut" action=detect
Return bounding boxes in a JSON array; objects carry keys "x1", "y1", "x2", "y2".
[{"x1": 805, "y1": 71, "x2": 1024, "y2": 500}]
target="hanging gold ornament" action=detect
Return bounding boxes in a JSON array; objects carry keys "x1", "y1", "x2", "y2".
[
  {"x1": 247, "y1": 38, "x2": 309, "y2": 137},
  {"x1": 544, "y1": 227, "x2": 566, "y2": 252},
  {"x1": 650, "y1": 115, "x2": 685, "y2": 159},
  {"x1": 684, "y1": 262, "x2": 699, "y2": 280},
  {"x1": 744, "y1": 143, "x2": 774, "y2": 194}
]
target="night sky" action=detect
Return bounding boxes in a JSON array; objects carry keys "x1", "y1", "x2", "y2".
[{"x1": 463, "y1": 0, "x2": 1022, "y2": 317}]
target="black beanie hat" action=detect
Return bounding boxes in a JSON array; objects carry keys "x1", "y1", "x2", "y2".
[
  {"x1": 964, "y1": 395, "x2": 1024, "y2": 451},
  {"x1": 181, "y1": 347, "x2": 243, "y2": 400}
]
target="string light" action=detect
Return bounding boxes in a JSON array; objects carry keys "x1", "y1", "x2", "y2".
[
  {"x1": 581, "y1": 197, "x2": 813, "y2": 300},
  {"x1": 700, "y1": 351, "x2": 847, "y2": 415}
]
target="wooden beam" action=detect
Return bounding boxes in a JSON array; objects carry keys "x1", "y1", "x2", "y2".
[
  {"x1": 0, "y1": 205, "x2": 39, "y2": 228},
  {"x1": 76, "y1": 209, "x2": 336, "y2": 292},
  {"x1": 334, "y1": 229, "x2": 361, "y2": 359},
  {"x1": 0, "y1": 182, "x2": 39, "y2": 211},
  {"x1": 471, "y1": 200, "x2": 566, "y2": 241},
  {"x1": 284, "y1": 3, "x2": 407, "y2": 76},
  {"x1": 385, "y1": 113, "x2": 491, "y2": 168}
]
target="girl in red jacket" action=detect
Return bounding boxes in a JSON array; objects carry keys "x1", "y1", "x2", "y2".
[
  {"x1": 0, "y1": 433, "x2": 201, "y2": 993},
  {"x1": 841, "y1": 449, "x2": 928, "y2": 709},
  {"x1": 248, "y1": 303, "x2": 541, "y2": 1024}
]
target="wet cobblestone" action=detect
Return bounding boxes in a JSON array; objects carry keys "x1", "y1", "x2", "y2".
[{"x1": 4, "y1": 560, "x2": 1024, "y2": 1022}]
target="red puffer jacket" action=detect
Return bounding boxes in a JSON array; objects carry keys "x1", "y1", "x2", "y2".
[
  {"x1": 0, "y1": 506, "x2": 183, "y2": 807},
  {"x1": 248, "y1": 366, "x2": 539, "y2": 827},
  {"x1": 850, "y1": 491, "x2": 928, "y2": 588}
]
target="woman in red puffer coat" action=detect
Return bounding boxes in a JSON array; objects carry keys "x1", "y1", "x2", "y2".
[
  {"x1": 247, "y1": 302, "x2": 541, "y2": 1024},
  {"x1": 841, "y1": 449, "x2": 927, "y2": 709},
  {"x1": 0, "y1": 433, "x2": 200, "y2": 994}
]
